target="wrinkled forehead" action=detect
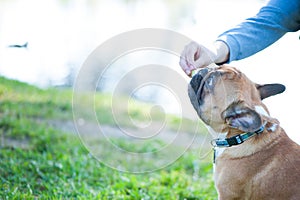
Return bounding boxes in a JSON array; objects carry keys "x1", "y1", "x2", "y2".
[
  {"x1": 211, "y1": 66, "x2": 245, "y2": 92},
  {"x1": 193, "y1": 65, "x2": 243, "y2": 83},
  {"x1": 189, "y1": 65, "x2": 245, "y2": 98},
  {"x1": 213, "y1": 66, "x2": 256, "y2": 101}
]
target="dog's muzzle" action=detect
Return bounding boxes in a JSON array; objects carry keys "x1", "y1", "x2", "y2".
[{"x1": 189, "y1": 68, "x2": 220, "y2": 105}]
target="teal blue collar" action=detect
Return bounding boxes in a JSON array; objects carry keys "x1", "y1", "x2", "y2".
[{"x1": 211, "y1": 124, "x2": 266, "y2": 148}]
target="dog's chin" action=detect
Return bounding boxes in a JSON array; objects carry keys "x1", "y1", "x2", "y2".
[
  {"x1": 198, "y1": 112, "x2": 211, "y2": 125},
  {"x1": 193, "y1": 100, "x2": 228, "y2": 132}
]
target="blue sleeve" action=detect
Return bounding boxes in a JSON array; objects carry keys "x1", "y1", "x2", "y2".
[{"x1": 217, "y1": 0, "x2": 300, "y2": 62}]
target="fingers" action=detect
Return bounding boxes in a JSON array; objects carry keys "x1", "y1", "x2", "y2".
[
  {"x1": 179, "y1": 41, "x2": 217, "y2": 76},
  {"x1": 179, "y1": 42, "x2": 198, "y2": 76},
  {"x1": 179, "y1": 56, "x2": 194, "y2": 77}
]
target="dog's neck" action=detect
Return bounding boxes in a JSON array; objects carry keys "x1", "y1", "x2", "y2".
[{"x1": 211, "y1": 115, "x2": 282, "y2": 159}]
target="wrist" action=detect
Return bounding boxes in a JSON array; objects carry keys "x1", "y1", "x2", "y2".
[{"x1": 213, "y1": 41, "x2": 229, "y2": 64}]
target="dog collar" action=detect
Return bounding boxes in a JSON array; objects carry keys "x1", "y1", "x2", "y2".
[{"x1": 211, "y1": 124, "x2": 265, "y2": 148}]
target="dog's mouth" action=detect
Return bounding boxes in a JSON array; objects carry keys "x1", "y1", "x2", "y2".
[{"x1": 190, "y1": 68, "x2": 220, "y2": 104}]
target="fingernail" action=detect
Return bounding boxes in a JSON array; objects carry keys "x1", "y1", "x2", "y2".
[{"x1": 185, "y1": 69, "x2": 191, "y2": 75}]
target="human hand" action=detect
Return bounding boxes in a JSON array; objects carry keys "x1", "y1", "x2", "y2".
[{"x1": 179, "y1": 41, "x2": 229, "y2": 77}]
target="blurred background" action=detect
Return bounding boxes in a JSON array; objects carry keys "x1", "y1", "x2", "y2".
[{"x1": 0, "y1": 0, "x2": 299, "y2": 143}]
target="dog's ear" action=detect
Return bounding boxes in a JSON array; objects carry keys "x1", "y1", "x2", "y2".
[
  {"x1": 222, "y1": 101, "x2": 262, "y2": 132},
  {"x1": 256, "y1": 84, "x2": 285, "y2": 100}
]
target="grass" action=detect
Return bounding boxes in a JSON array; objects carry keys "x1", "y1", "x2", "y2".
[{"x1": 0, "y1": 76, "x2": 217, "y2": 199}]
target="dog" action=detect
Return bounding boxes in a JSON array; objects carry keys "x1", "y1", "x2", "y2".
[{"x1": 188, "y1": 65, "x2": 300, "y2": 200}]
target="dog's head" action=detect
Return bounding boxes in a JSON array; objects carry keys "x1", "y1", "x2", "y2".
[{"x1": 188, "y1": 65, "x2": 285, "y2": 133}]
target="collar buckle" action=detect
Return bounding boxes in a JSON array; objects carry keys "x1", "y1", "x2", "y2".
[{"x1": 226, "y1": 135, "x2": 244, "y2": 146}]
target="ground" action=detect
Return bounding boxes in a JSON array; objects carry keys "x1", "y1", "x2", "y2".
[{"x1": 0, "y1": 77, "x2": 217, "y2": 199}]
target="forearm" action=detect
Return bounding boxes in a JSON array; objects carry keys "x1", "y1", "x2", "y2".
[
  {"x1": 217, "y1": 19, "x2": 287, "y2": 62},
  {"x1": 217, "y1": 0, "x2": 300, "y2": 62}
]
